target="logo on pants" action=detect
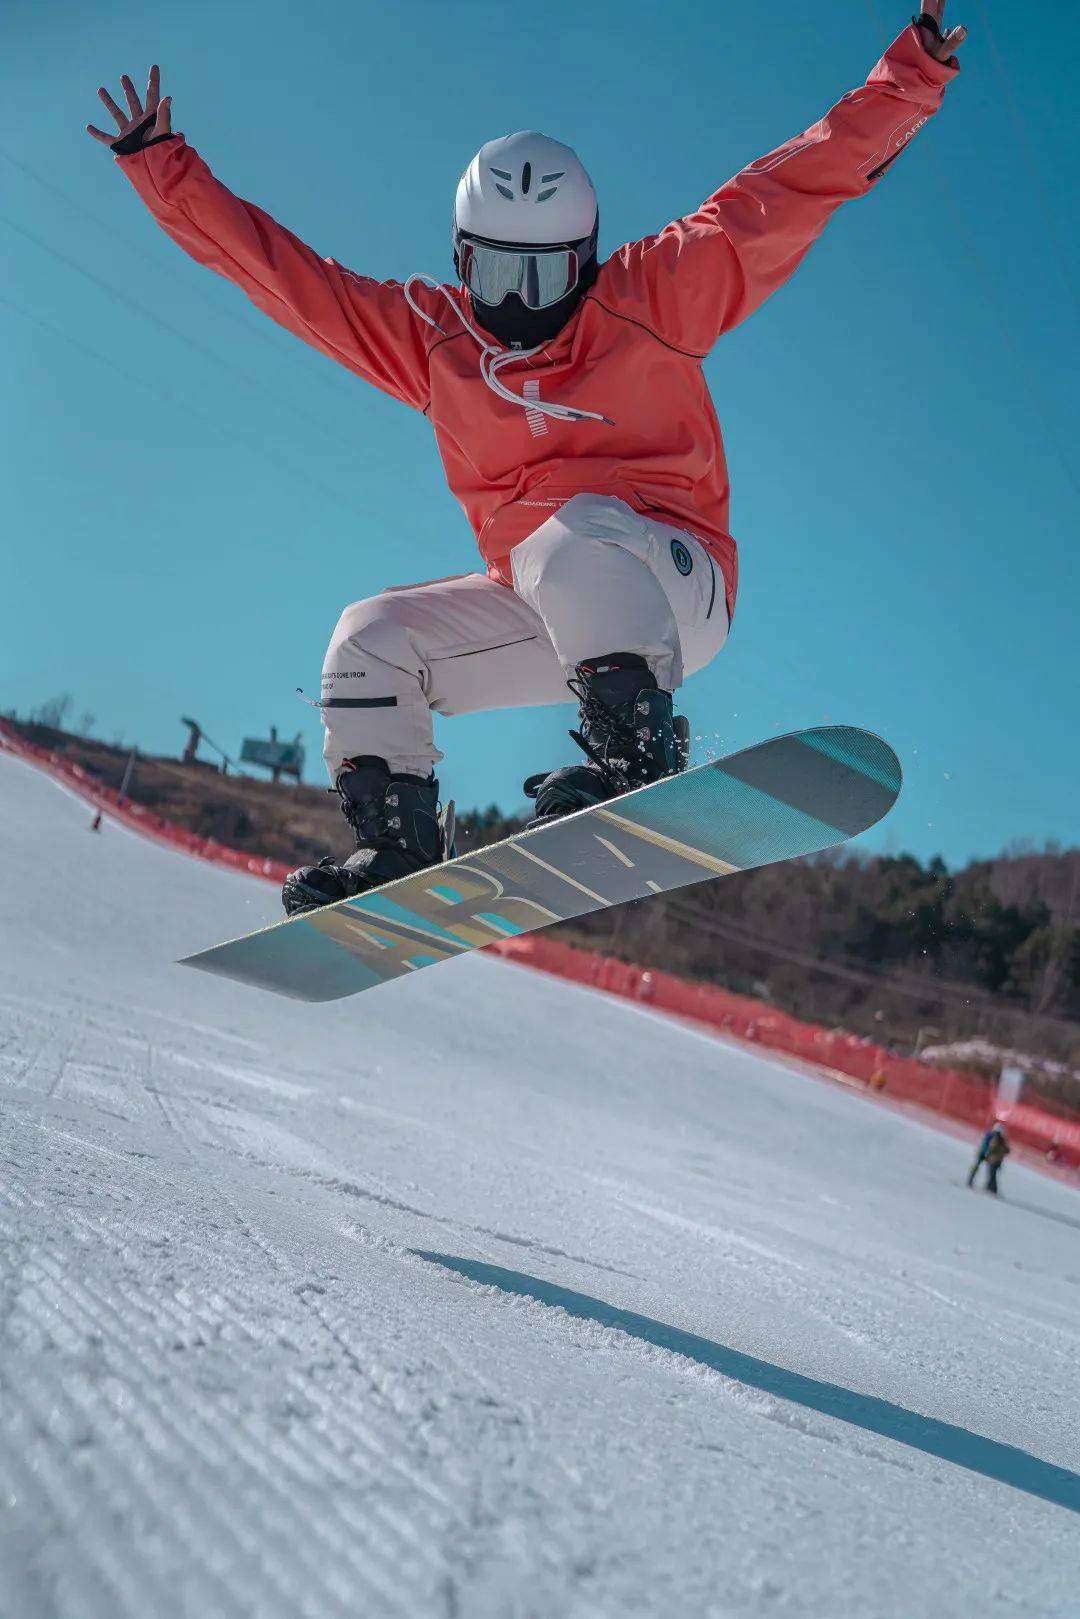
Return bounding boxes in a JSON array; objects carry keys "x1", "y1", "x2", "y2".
[{"x1": 670, "y1": 538, "x2": 694, "y2": 576}]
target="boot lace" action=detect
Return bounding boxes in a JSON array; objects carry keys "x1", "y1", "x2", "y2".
[{"x1": 567, "y1": 676, "x2": 646, "y2": 791}]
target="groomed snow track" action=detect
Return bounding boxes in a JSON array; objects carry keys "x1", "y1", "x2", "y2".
[{"x1": 1, "y1": 748, "x2": 1077, "y2": 1618}]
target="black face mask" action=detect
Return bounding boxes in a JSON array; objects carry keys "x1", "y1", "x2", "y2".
[{"x1": 471, "y1": 255, "x2": 598, "y2": 349}]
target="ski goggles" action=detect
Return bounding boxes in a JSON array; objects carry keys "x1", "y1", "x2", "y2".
[{"x1": 457, "y1": 236, "x2": 585, "y2": 310}]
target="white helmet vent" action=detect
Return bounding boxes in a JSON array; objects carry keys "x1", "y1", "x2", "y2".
[
  {"x1": 488, "y1": 164, "x2": 567, "y2": 204},
  {"x1": 457, "y1": 132, "x2": 597, "y2": 246}
]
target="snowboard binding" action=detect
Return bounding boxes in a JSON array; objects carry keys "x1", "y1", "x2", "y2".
[
  {"x1": 282, "y1": 757, "x2": 454, "y2": 916},
  {"x1": 525, "y1": 654, "x2": 689, "y2": 824}
]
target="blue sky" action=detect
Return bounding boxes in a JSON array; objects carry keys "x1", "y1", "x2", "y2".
[{"x1": 3, "y1": 0, "x2": 1077, "y2": 864}]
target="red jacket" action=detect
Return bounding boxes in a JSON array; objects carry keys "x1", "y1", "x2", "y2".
[{"x1": 118, "y1": 26, "x2": 956, "y2": 620}]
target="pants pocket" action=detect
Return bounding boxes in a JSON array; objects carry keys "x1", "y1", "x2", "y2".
[{"x1": 653, "y1": 528, "x2": 729, "y2": 676}]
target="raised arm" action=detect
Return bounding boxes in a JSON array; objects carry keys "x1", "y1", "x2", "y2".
[
  {"x1": 598, "y1": 10, "x2": 965, "y2": 357},
  {"x1": 88, "y1": 68, "x2": 433, "y2": 410}
]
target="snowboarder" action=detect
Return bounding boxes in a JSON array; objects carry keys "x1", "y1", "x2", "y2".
[
  {"x1": 967, "y1": 1122, "x2": 1011, "y2": 1195},
  {"x1": 88, "y1": 7, "x2": 965, "y2": 916}
]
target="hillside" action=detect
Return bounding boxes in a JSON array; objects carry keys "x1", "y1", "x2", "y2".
[{"x1": 7, "y1": 714, "x2": 1078, "y2": 1095}]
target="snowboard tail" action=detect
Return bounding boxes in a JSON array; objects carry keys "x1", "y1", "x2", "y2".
[{"x1": 180, "y1": 726, "x2": 901, "y2": 1002}]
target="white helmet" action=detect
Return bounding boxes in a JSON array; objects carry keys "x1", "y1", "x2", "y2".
[{"x1": 455, "y1": 131, "x2": 597, "y2": 246}]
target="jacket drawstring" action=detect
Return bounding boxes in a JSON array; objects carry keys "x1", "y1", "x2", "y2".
[{"x1": 403, "y1": 273, "x2": 613, "y2": 427}]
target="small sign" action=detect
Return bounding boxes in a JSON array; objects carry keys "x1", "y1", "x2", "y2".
[
  {"x1": 241, "y1": 737, "x2": 305, "y2": 777},
  {"x1": 996, "y1": 1063, "x2": 1024, "y2": 1112}
]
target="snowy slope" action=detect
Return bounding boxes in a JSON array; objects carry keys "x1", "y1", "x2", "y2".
[{"x1": 1, "y1": 749, "x2": 1077, "y2": 1619}]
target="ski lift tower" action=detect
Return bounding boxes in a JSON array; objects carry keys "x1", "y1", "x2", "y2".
[{"x1": 180, "y1": 717, "x2": 238, "y2": 774}]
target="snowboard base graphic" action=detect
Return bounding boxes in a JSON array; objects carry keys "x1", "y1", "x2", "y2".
[{"x1": 180, "y1": 727, "x2": 901, "y2": 1003}]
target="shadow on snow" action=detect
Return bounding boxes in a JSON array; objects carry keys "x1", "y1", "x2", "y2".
[
  {"x1": 415, "y1": 1250, "x2": 1079, "y2": 1516},
  {"x1": 1002, "y1": 1197, "x2": 1080, "y2": 1233}
]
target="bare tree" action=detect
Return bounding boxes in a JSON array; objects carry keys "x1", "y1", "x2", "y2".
[{"x1": 32, "y1": 694, "x2": 73, "y2": 729}]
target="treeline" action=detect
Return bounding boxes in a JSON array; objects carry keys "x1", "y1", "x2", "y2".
[{"x1": 570, "y1": 847, "x2": 1080, "y2": 1070}]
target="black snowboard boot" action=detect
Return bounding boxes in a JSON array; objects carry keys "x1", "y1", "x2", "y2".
[
  {"x1": 282, "y1": 756, "x2": 448, "y2": 916},
  {"x1": 524, "y1": 653, "x2": 690, "y2": 823}
]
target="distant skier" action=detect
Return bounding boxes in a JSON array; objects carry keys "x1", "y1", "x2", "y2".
[
  {"x1": 88, "y1": 7, "x2": 965, "y2": 915},
  {"x1": 967, "y1": 1123, "x2": 1011, "y2": 1195}
]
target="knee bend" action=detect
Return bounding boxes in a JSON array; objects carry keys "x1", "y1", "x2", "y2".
[
  {"x1": 324, "y1": 594, "x2": 416, "y2": 674},
  {"x1": 514, "y1": 516, "x2": 608, "y2": 602},
  {"x1": 520, "y1": 495, "x2": 642, "y2": 578}
]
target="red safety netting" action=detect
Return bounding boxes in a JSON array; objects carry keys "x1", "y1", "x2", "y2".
[{"x1": 493, "y1": 934, "x2": 1080, "y2": 1174}]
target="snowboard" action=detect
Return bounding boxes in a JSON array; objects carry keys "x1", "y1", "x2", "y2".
[{"x1": 180, "y1": 726, "x2": 900, "y2": 1003}]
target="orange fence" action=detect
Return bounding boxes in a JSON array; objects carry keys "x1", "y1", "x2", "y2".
[
  {"x1": 4, "y1": 718, "x2": 1077, "y2": 1176},
  {"x1": 494, "y1": 934, "x2": 1080, "y2": 1175}
]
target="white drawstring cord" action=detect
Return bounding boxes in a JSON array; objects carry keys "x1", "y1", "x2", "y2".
[
  {"x1": 403, "y1": 272, "x2": 449, "y2": 335},
  {"x1": 403, "y1": 272, "x2": 612, "y2": 427}
]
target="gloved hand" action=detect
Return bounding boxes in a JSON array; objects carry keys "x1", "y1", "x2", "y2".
[
  {"x1": 87, "y1": 64, "x2": 177, "y2": 155},
  {"x1": 913, "y1": 2, "x2": 967, "y2": 66}
]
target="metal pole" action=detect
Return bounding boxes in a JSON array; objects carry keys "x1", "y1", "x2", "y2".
[{"x1": 119, "y1": 747, "x2": 138, "y2": 800}]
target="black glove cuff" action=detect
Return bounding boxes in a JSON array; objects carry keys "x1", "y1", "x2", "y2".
[
  {"x1": 111, "y1": 112, "x2": 175, "y2": 156},
  {"x1": 912, "y1": 10, "x2": 945, "y2": 41}
]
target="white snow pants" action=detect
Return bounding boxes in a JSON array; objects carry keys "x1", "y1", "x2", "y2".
[{"x1": 320, "y1": 494, "x2": 729, "y2": 779}]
